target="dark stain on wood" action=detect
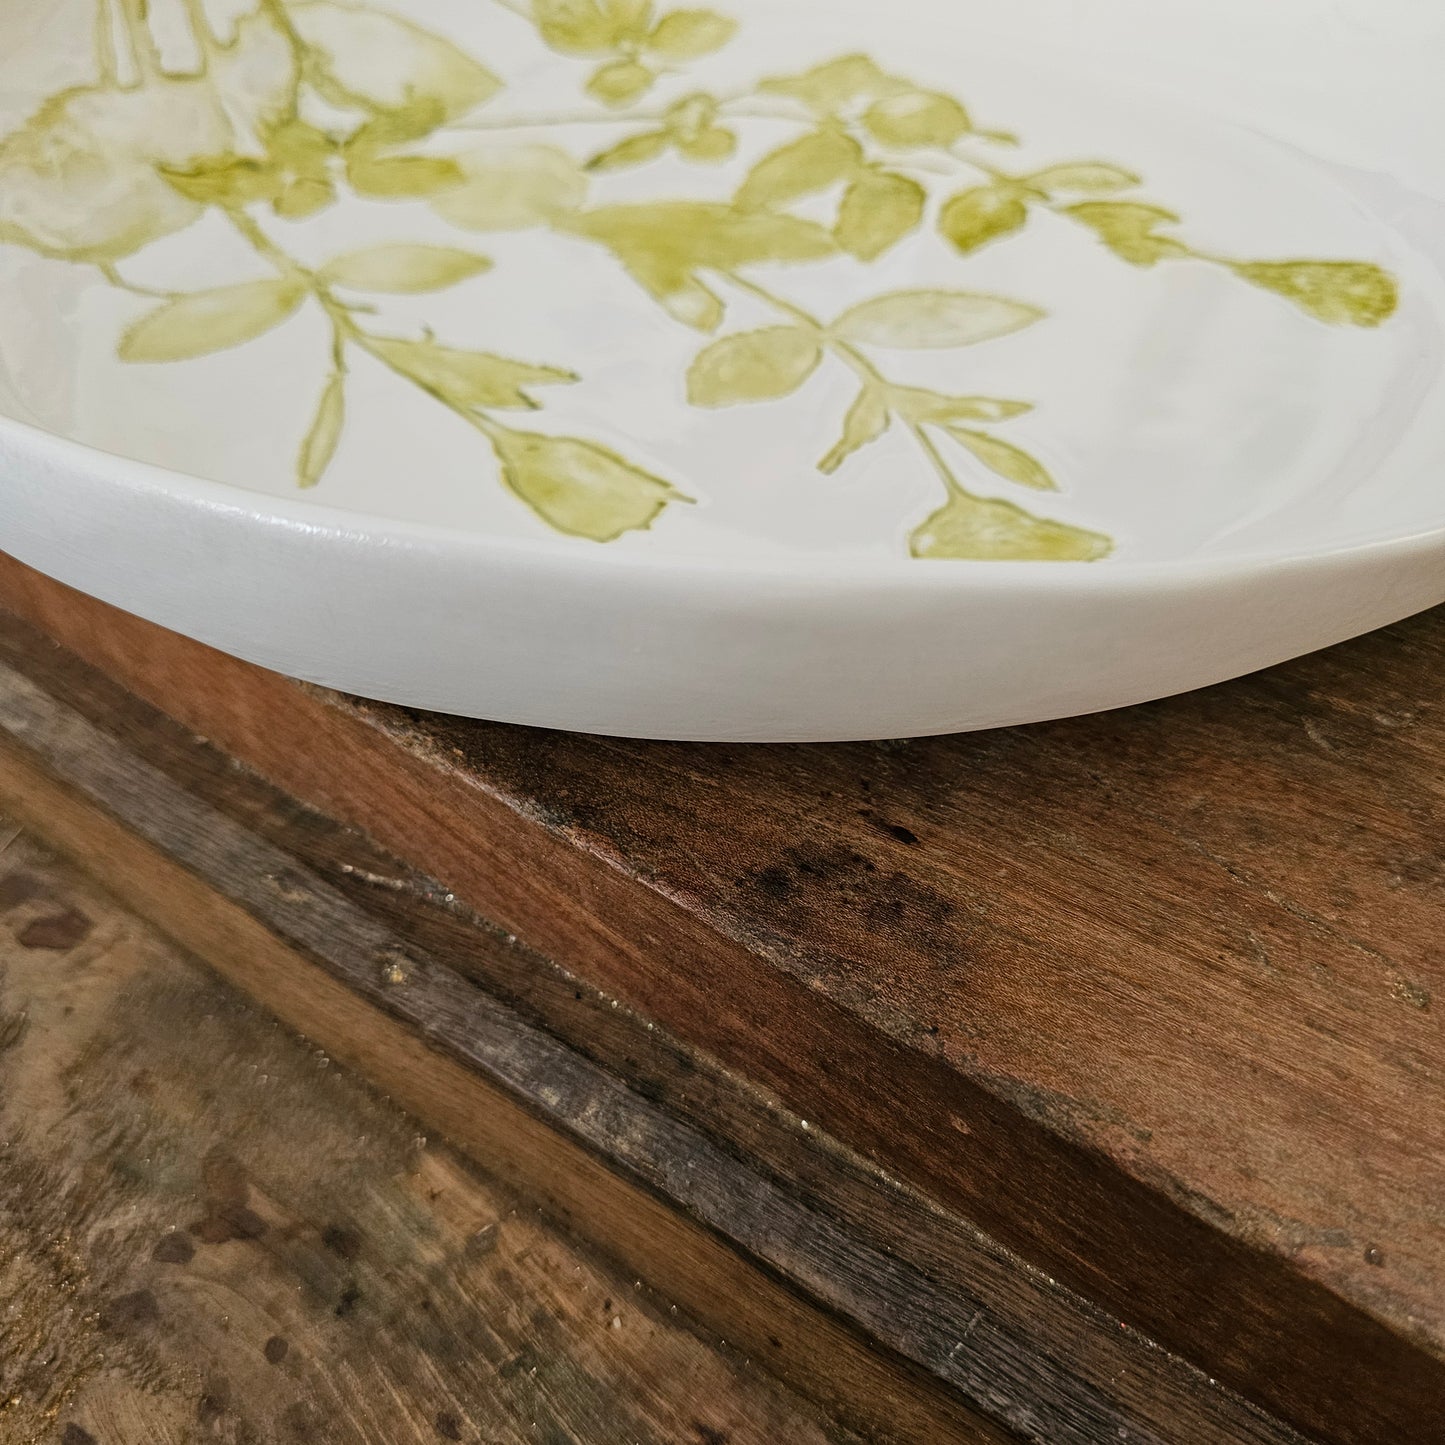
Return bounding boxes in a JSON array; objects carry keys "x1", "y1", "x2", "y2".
[
  {"x1": 264, "y1": 1335, "x2": 291, "y2": 1365},
  {"x1": 16, "y1": 906, "x2": 92, "y2": 950},
  {"x1": 152, "y1": 1232, "x2": 195, "y2": 1265}
]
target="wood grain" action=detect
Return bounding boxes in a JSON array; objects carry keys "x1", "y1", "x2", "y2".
[
  {"x1": 0, "y1": 612, "x2": 1315, "y2": 1445},
  {"x1": 2, "y1": 553, "x2": 1442, "y2": 1442},
  {"x1": 0, "y1": 828, "x2": 859, "y2": 1445},
  {"x1": 0, "y1": 674, "x2": 1012, "y2": 1445}
]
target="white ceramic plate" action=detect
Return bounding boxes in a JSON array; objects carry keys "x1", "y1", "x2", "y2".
[{"x1": 2, "y1": 0, "x2": 1442, "y2": 739}]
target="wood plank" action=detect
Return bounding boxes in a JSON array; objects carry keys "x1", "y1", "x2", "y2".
[
  {"x1": 0, "y1": 827, "x2": 860, "y2": 1445},
  {"x1": 0, "y1": 610, "x2": 1315, "y2": 1445},
  {"x1": 0, "y1": 672, "x2": 1010, "y2": 1445},
  {"x1": 3, "y1": 554, "x2": 1442, "y2": 1442}
]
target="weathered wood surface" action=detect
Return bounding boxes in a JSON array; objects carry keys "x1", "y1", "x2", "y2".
[
  {"x1": 1, "y1": 554, "x2": 1442, "y2": 1442},
  {"x1": 0, "y1": 608, "x2": 1308, "y2": 1445},
  {"x1": 0, "y1": 825, "x2": 858, "y2": 1445}
]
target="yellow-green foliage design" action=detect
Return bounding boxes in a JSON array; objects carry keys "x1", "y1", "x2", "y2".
[{"x1": 0, "y1": 0, "x2": 1401, "y2": 557}]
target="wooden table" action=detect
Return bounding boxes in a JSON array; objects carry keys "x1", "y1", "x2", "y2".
[{"x1": 1, "y1": 551, "x2": 1442, "y2": 1444}]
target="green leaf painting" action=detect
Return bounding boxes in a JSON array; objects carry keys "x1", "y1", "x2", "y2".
[{"x1": 0, "y1": 0, "x2": 1402, "y2": 558}]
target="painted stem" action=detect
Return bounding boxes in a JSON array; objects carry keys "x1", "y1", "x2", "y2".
[
  {"x1": 219, "y1": 208, "x2": 516, "y2": 477},
  {"x1": 723, "y1": 271, "x2": 968, "y2": 499},
  {"x1": 93, "y1": 0, "x2": 120, "y2": 85},
  {"x1": 116, "y1": 0, "x2": 162, "y2": 82},
  {"x1": 450, "y1": 95, "x2": 804, "y2": 135},
  {"x1": 180, "y1": 0, "x2": 223, "y2": 60}
]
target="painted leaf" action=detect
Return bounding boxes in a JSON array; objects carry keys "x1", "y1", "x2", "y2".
[
  {"x1": 1231, "y1": 261, "x2": 1398, "y2": 328},
  {"x1": 566, "y1": 203, "x2": 835, "y2": 327},
  {"x1": 658, "y1": 276, "x2": 726, "y2": 331},
  {"x1": 161, "y1": 155, "x2": 280, "y2": 207},
  {"x1": 345, "y1": 101, "x2": 448, "y2": 153},
  {"x1": 895, "y1": 389, "x2": 1033, "y2": 424},
  {"x1": 735, "y1": 130, "x2": 864, "y2": 213},
  {"x1": 759, "y1": 55, "x2": 907, "y2": 115},
  {"x1": 949, "y1": 428, "x2": 1056, "y2": 491},
  {"x1": 820, "y1": 387, "x2": 891, "y2": 473},
  {"x1": 321, "y1": 245, "x2": 491, "y2": 293},
  {"x1": 605, "y1": 0, "x2": 656, "y2": 30},
  {"x1": 119, "y1": 278, "x2": 307, "y2": 363},
  {"x1": 264, "y1": 116, "x2": 342, "y2": 217},
  {"x1": 1063, "y1": 202, "x2": 1185, "y2": 265},
  {"x1": 298, "y1": 373, "x2": 346, "y2": 488},
  {"x1": 939, "y1": 186, "x2": 1030, "y2": 254},
  {"x1": 492, "y1": 431, "x2": 687, "y2": 541},
  {"x1": 587, "y1": 59, "x2": 656, "y2": 107},
  {"x1": 836, "y1": 171, "x2": 926, "y2": 260},
  {"x1": 533, "y1": 0, "x2": 628, "y2": 54},
  {"x1": 833, "y1": 290, "x2": 1043, "y2": 349},
  {"x1": 273, "y1": 177, "x2": 338, "y2": 219},
  {"x1": 687, "y1": 327, "x2": 823, "y2": 406},
  {"x1": 647, "y1": 10, "x2": 738, "y2": 57},
  {"x1": 435, "y1": 145, "x2": 589, "y2": 226},
  {"x1": 346, "y1": 152, "x2": 463, "y2": 198},
  {"x1": 366, "y1": 336, "x2": 577, "y2": 409},
  {"x1": 587, "y1": 131, "x2": 671, "y2": 173},
  {"x1": 1029, "y1": 162, "x2": 1141, "y2": 195},
  {"x1": 665, "y1": 94, "x2": 719, "y2": 139},
  {"x1": 911, "y1": 494, "x2": 1111, "y2": 561},
  {"x1": 863, "y1": 91, "x2": 971, "y2": 149},
  {"x1": 290, "y1": 2, "x2": 500, "y2": 121},
  {"x1": 678, "y1": 127, "x2": 737, "y2": 163}
]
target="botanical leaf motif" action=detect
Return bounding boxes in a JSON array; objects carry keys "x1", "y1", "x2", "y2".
[
  {"x1": 119, "y1": 277, "x2": 307, "y2": 363},
  {"x1": 862, "y1": 91, "x2": 971, "y2": 149},
  {"x1": 35, "y1": 0, "x2": 1397, "y2": 560},
  {"x1": 298, "y1": 372, "x2": 346, "y2": 488},
  {"x1": 894, "y1": 390, "x2": 1033, "y2": 424},
  {"x1": 658, "y1": 276, "x2": 726, "y2": 331},
  {"x1": 366, "y1": 336, "x2": 577, "y2": 409},
  {"x1": 566, "y1": 204, "x2": 836, "y2": 328},
  {"x1": 532, "y1": 0, "x2": 632, "y2": 55},
  {"x1": 833, "y1": 291, "x2": 1043, "y2": 349},
  {"x1": 344, "y1": 101, "x2": 448, "y2": 153},
  {"x1": 1029, "y1": 162, "x2": 1141, "y2": 195},
  {"x1": 1062, "y1": 201, "x2": 1186, "y2": 265},
  {"x1": 820, "y1": 386, "x2": 891, "y2": 473},
  {"x1": 647, "y1": 10, "x2": 738, "y2": 58},
  {"x1": 435, "y1": 146, "x2": 589, "y2": 228},
  {"x1": 587, "y1": 59, "x2": 656, "y2": 107},
  {"x1": 588, "y1": 131, "x2": 672, "y2": 172},
  {"x1": 939, "y1": 186, "x2": 1030, "y2": 254},
  {"x1": 735, "y1": 130, "x2": 863, "y2": 213},
  {"x1": 340, "y1": 101, "x2": 465, "y2": 201},
  {"x1": 948, "y1": 428, "x2": 1057, "y2": 491},
  {"x1": 492, "y1": 430, "x2": 688, "y2": 541},
  {"x1": 759, "y1": 55, "x2": 907, "y2": 115},
  {"x1": 1230, "y1": 261, "x2": 1399, "y2": 327},
  {"x1": 290, "y1": 2, "x2": 500, "y2": 121},
  {"x1": 262, "y1": 118, "x2": 341, "y2": 217},
  {"x1": 679, "y1": 127, "x2": 736, "y2": 162},
  {"x1": 321, "y1": 245, "x2": 492, "y2": 293},
  {"x1": 161, "y1": 155, "x2": 280, "y2": 208},
  {"x1": 836, "y1": 171, "x2": 926, "y2": 260},
  {"x1": 911, "y1": 494, "x2": 1112, "y2": 561},
  {"x1": 346, "y1": 152, "x2": 463, "y2": 198},
  {"x1": 687, "y1": 327, "x2": 823, "y2": 406},
  {"x1": 588, "y1": 96, "x2": 733, "y2": 171}
]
